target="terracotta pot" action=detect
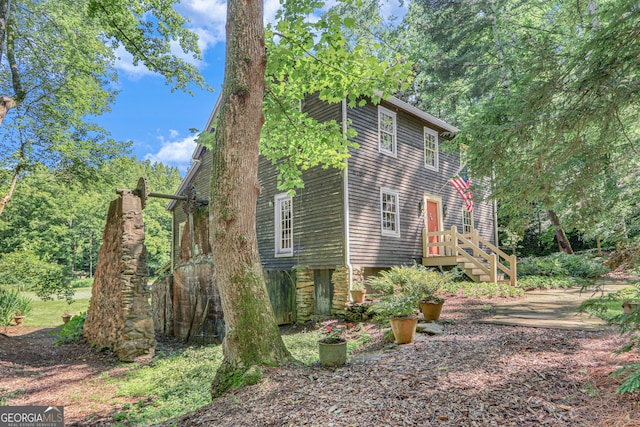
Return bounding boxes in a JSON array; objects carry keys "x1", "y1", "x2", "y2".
[
  {"x1": 350, "y1": 289, "x2": 366, "y2": 303},
  {"x1": 622, "y1": 301, "x2": 639, "y2": 314},
  {"x1": 389, "y1": 316, "x2": 418, "y2": 344},
  {"x1": 62, "y1": 315, "x2": 72, "y2": 324},
  {"x1": 13, "y1": 316, "x2": 24, "y2": 326},
  {"x1": 420, "y1": 300, "x2": 444, "y2": 321},
  {"x1": 318, "y1": 341, "x2": 347, "y2": 367}
]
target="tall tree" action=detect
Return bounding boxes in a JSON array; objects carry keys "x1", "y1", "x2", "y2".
[
  {"x1": 0, "y1": 0, "x2": 206, "y2": 216},
  {"x1": 206, "y1": 0, "x2": 411, "y2": 396}
]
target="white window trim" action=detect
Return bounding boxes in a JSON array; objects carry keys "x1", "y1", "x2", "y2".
[
  {"x1": 378, "y1": 106, "x2": 397, "y2": 157},
  {"x1": 424, "y1": 127, "x2": 439, "y2": 171},
  {"x1": 462, "y1": 207, "x2": 474, "y2": 234},
  {"x1": 274, "y1": 193, "x2": 293, "y2": 257},
  {"x1": 380, "y1": 188, "x2": 400, "y2": 237}
]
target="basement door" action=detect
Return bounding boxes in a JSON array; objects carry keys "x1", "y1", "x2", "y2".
[
  {"x1": 426, "y1": 199, "x2": 441, "y2": 255},
  {"x1": 314, "y1": 269, "x2": 334, "y2": 316}
]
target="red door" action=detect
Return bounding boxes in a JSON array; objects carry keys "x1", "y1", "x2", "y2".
[{"x1": 427, "y1": 201, "x2": 440, "y2": 255}]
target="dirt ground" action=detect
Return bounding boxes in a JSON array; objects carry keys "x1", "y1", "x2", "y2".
[{"x1": 1, "y1": 296, "x2": 640, "y2": 426}]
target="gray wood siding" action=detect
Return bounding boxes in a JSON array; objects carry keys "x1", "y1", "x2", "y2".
[
  {"x1": 346, "y1": 101, "x2": 495, "y2": 267},
  {"x1": 256, "y1": 96, "x2": 344, "y2": 270}
]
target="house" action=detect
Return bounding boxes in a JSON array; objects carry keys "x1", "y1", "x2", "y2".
[{"x1": 153, "y1": 94, "x2": 515, "y2": 342}]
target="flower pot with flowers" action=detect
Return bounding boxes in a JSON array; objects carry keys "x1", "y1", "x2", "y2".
[
  {"x1": 318, "y1": 323, "x2": 353, "y2": 366},
  {"x1": 62, "y1": 310, "x2": 72, "y2": 324}
]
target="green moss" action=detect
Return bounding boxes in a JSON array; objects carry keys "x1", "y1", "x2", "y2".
[{"x1": 210, "y1": 362, "x2": 262, "y2": 398}]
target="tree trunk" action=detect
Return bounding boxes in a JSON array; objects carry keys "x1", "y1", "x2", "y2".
[
  {"x1": 209, "y1": 0, "x2": 290, "y2": 398},
  {"x1": 0, "y1": 152, "x2": 23, "y2": 217},
  {"x1": 547, "y1": 210, "x2": 574, "y2": 254}
]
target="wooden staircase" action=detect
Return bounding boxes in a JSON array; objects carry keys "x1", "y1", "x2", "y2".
[{"x1": 422, "y1": 226, "x2": 517, "y2": 286}]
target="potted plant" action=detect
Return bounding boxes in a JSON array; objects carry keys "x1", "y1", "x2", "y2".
[
  {"x1": 377, "y1": 294, "x2": 419, "y2": 344},
  {"x1": 350, "y1": 282, "x2": 366, "y2": 304},
  {"x1": 622, "y1": 301, "x2": 639, "y2": 314},
  {"x1": 412, "y1": 269, "x2": 451, "y2": 322},
  {"x1": 13, "y1": 310, "x2": 24, "y2": 326},
  {"x1": 62, "y1": 310, "x2": 72, "y2": 324},
  {"x1": 317, "y1": 322, "x2": 353, "y2": 366}
]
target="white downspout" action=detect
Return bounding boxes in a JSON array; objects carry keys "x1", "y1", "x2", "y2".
[{"x1": 342, "y1": 98, "x2": 353, "y2": 290}]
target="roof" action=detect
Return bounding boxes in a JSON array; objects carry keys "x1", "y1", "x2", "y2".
[{"x1": 167, "y1": 95, "x2": 458, "y2": 211}]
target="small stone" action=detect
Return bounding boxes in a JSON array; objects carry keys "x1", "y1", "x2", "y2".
[{"x1": 416, "y1": 323, "x2": 445, "y2": 335}]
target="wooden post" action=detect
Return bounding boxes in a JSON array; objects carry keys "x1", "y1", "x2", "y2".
[
  {"x1": 509, "y1": 254, "x2": 517, "y2": 286},
  {"x1": 489, "y1": 254, "x2": 497, "y2": 283},
  {"x1": 472, "y1": 229, "x2": 479, "y2": 257},
  {"x1": 451, "y1": 226, "x2": 458, "y2": 257},
  {"x1": 422, "y1": 228, "x2": 428, "y2": 258}
]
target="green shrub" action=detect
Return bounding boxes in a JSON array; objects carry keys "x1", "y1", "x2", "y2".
[
  {"x1": 518, "y1": 253, "x2": 609, "y2": 278},
  {"x1": 516, "y1": 275, "x2": 581, "y2": 291},
  {"x1": 0, "y1": 288, "x2": 32, "y2": 326},
  {"x1": 0, "y1": 249, "x2": 74, "y2": 302},
  {"x1": 70, "y1": 278, "x2": 94, "y2": 289},
  {"x1": 52, "y1": 312, "x2": 86, "y2": 345},
  {"x1": 438, "y1": 281, "x2": 524, "y2": 298},
  {"x1": 579, "y1": 283, "x2": 640, "y2": 395}
]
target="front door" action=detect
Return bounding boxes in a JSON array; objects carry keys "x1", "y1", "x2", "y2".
[{"x1": 426, "y1": 200, "x2": 440, "y2": 255}]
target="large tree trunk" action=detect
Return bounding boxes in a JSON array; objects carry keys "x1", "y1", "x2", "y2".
[
  {"x1": 209, "y1": 0, "x2": 290, "y2": 398},
  {"x1": 547, "y1": 210, "x2": 574, "y2": 254}
]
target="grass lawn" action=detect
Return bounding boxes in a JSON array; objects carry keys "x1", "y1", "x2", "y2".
[{"x1": 20, "y1": 287, "x2": 92, "y2": 327}]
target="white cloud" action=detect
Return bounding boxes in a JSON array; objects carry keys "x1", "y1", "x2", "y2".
[
  {"x1": 145, "y1": 133, "x2": 198, "y2": 173},
  {"x1": 114, "y1": 45, "x2": 154, "y2": 80}
]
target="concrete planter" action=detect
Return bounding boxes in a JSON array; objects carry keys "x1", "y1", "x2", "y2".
[{"x1": 318, "y1": 341, "x2": 347, "y2": 366}]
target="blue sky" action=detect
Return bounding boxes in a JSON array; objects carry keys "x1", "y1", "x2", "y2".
[{"x1": 94, "y1": 0, "x2": 406, "y2": 175}]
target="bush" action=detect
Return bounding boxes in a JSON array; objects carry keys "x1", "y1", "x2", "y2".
[
  {"x1": 0, "y1": 288, "x2": 32, "y2": 326},
  {"x1": 0, "y1": 249, "x2": 74, "y2": 302},
  {"x1": 52, "y1": 312, "x2": 86, "y2": 345},
  {"x1": 519, "y1": 253, "x2": 609, "y2": 278},
  {"x1": 439, "y1": 281, "x2": 525, "y2": 298},
  {"x1": 516, "y1": 275, "x2": 582, "y2": 291},
  {"x1": 70, "y1": 278, "x2": 93, "y2": 289}
]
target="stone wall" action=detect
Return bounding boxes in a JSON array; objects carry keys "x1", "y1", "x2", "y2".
[
  {"x1": 331, "y1": 267, "x2": 349, "y2": 315},
  {"x1": 83, "y1": 191, "x2": 156, "y2": 362},
  {"x1": 294, "y1": 267, "x2": 314, "y2": 322},
  {"x1": 152, "y1": 275, "x2": 173, "y2": 335}
]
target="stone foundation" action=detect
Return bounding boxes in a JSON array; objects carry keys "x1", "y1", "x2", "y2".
[
  {"x1": 83, "y1": 191, "x2": 156, "y2": 362},
  {"x1": 294, "y1": 267, "x2": 314, "y2": 322},
  {"x1": 331, "y1": 267, "x2": 349, "y2": 315}
]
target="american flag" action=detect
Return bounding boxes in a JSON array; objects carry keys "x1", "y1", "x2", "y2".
[{"x1": 449, "y1": 176, "x2": 474, "y2": 213}]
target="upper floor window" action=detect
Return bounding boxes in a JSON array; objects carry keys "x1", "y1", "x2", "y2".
[
  {"x1": 424, "y1": 127, "x2": 439, "y2": 170},
  {"x1": 378, "y1": 106, "x2": 397, "y2": 157},
  {"x1": 462, "y1": 208, "x2": 473, "y2": 234},
  {"x1": 380, "y1": 188, "x2": 400, "y2": 236},
  {"x1": 275, "y1": 193, "x2": 293, "y2": 257}
]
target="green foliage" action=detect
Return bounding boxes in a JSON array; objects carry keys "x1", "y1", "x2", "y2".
[
  {"x1": 578, "y1": 283, "x2": 640, "y2": 395},
  {"x1": 70, "y1": 278, "x2": 93, "y2": 289},
  {"x1": 0, "y1": 287, "x2": 32, "y2": 326},
  {"x1": 17, "y1": 287, "x2": 91, "y2": 327},
  {"x1": 107, "y1": 327, "x2": 370, "y2": 425},
  {"x1": 518, "y1": 253, "x2": 609, "y2": 278},
  {"x1": 52, "y1": 312, "x2": 87, "y2": 345},
  {"x1": 1, "y1": 159, "x2": 181, "y2": 278},
  {"x1": 367, "y1": 264, "x2": 453, "y2": 317},
  {"x1": 516, "y1": 276, "x2": 581, "y2": 291},
  {"x1": 217, "y1": 0, "x2": 413, "y2": 192},
  {"x1": 439, "y1": 281, "x2": 525, "y2": 298}
]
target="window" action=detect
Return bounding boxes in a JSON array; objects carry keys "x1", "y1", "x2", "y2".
[
  {"x1": 424, "y1": 127, "x2": 439, "y2": 170},
  {"x1": 378, "y1": 106, "x2": 397, "y2": 157},
  {"x1": 275, "y1": 193, "x2": 293, "y2": 256},
  {"x1": 380, "y1": 189, "x2": 400, "y2": 236},
  {"x1": 462, "y1": 208, "x2": 473, "y2": 234}
]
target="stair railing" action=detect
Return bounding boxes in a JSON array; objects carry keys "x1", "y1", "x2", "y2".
[{"x1": 423, "y1": 226, "x2": 517, "y2": 286}]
